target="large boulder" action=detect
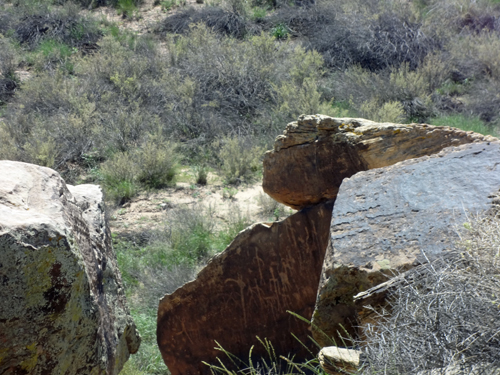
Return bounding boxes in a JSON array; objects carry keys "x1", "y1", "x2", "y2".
[
  {"x1": 263, "y1": 115, "x2": 496, "y2": 209},
  {"x1": 157, "y1": 201, "x2": 333, "y2": 375},
  {"x1": 0, "y1": 161, "x2": 140, "y2": 375},
  {"x1": 311, "y1": 141, "x2": 500, "y2": 347}
]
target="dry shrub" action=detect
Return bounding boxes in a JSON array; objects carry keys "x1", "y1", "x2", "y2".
[
  {"x1": 278, "y1": 1, "x2": 438, "y2": 71},
  {"x1": 361, "y1": 214, "x2": 500, "y2": 374},
  {"x1": 256, "y1": 192, "x2": 292, "y2": 221},
  {"x1": 448, "y1": 33, "x2": 500, "y2": 81},
  {"x1": 155, "y1": 6, "x2": 252, "y2": 39},
  {"x1": 423, "y1": 0, "x2": 500, "y2": 37},
  {"x1": 0, "y1": 37, "x2": 18, "y2": 105},
  {"x1": 465, "y1": 78, "x2": 500, "y2": 124},
  {"x1": 11, "y1": 2, "x2": 101, "y2": 51}
]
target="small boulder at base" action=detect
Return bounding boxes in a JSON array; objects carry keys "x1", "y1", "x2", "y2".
[
  {"x1": 157, "y1": 202, "x2": 333, "y2": 375},
  {"x1": 0, "y1": 161, "x2": 140, "y2": 375},
  {"x1": 311, "y1": 142, "x2": 500, "y2": 347},
  {"x1": 263, "y1": 115, "x2": 496, "y2": 209}
]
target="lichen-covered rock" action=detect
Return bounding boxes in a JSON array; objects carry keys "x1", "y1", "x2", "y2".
[
  {"x1": 263, "y1": 115, "x2": 497, "y2": 209},
  {"x1": 0, "y1": 161, "x2": 140, "y2": 375},
  {"x1": 157, "y1": 202, "x2": 333, "y2": 375},
  {"x1": 311, "y1": 142, "x2": 500, "y2": 347}
]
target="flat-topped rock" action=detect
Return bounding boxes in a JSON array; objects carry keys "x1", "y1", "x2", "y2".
[{"x1": 263, "y1": 115, "x2": 496, "y2": 209}]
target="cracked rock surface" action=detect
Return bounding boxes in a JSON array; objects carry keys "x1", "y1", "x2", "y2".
[{"x1": 0, "y1": 161, "x2": 140, "y2": 375}]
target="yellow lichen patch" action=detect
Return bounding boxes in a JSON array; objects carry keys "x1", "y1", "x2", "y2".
[
  {"x1": 22, "y1": 248, "x2": 57, "y2": 308},
  {"x1": 393, "y1": 128, "x2": 402, "y2": 135},
  {"x1": 66, "y1": 272, "x2": 87, "y2": 322},
  {"x1": 20, "y1": 342, "x2": 38, "y2": 371},
  {"x1": 0, "y1": 347, "x2": 10, "y2": 365}
]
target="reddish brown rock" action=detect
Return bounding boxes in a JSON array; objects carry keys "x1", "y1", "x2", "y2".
[
  {"x1": 263, "y1": 115, "x2": 496, "y2": 209},
  {"x1": 157, "y1": 201, "x2": 333, "y2": 375}
]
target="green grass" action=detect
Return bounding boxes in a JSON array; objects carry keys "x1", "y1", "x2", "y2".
[
  {"x1": 114, "y1": 204, "x2": 252, "y2": 374},
  {"x1": 117, "y1": 0, "x2": 138, "y2": 17},
  {"x1": 126, "y1": 309, "x2": 169, "y2": 375},
  {"x1": 429, "y1": 114, "x2": 499, "y2": 137}
]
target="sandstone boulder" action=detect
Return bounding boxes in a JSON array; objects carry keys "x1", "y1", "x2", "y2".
[
  {"x1": 263, "y1": 115, "x2": 496, "y2": 209},
  {"x1": 157, "y1": 202, "x2": 333, "y2": 375},
  {"x1": 0, "y1": 161, "x2": 140, "y2": 375},
  {"x1": 318, "y1": 346, "x2": 362, "y2": 375},
  {"x1": 311, "y1": 141, "x2": 500, "y2": 347}
]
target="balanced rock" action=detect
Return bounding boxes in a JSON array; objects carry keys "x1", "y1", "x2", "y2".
[
  {"x1": 0, "y1": 161, "x2": 140, "y2": 375},
  {"x1": 312, "y1": 141, "x2": 500, "y2": 347},
  {"x1": 263, "y1": 115, "x2": 496, "y2": 209},
  {"x1": 157, "y1": 202, "x2": 333, "y2": 375}
]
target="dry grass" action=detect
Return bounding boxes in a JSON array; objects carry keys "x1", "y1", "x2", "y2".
[{"x1": 360, "y1": 213, "x2": 500, "y2": 374}]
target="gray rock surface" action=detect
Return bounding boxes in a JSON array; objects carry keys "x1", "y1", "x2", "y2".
[
  {"x1": 312, "y1": 142, "x2": 500, "y2": 347},
  {"x1": 0, "y1": 161, "x2": 140, "y2": 375}
]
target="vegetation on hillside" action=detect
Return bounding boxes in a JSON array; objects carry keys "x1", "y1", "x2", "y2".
[
  {"x1": 1, "y1": 0, "x2": 499, "y2": 373},
  {"x1": 1, "y1": 0, "x2": 499, "y2": 193}
]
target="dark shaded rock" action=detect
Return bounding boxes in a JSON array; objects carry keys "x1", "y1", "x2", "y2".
[
  {"x1": 312, "y1": 142, "x2": 500, "y2": 347},
  {"x1": 157, "y1": 202, "x2": 334, "y2": 375},
  {"x1": 0, "y1": 161, "x2": 140, "y2": 375},
  {"x1": 263, "y1": 115, "x2": 496, "y2": 209}
]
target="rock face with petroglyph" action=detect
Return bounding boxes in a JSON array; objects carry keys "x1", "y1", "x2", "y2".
[
  {"x1": 311, "y1": 141, "x2": 500, "y2": 347},
  {"x1": 157, "y1": 202, "x2": 333, "y2": 375},
  {"x1": 263, "y1": 115, "x2": 496, "y2": 209},
  {"x1": 0, "y1": 161, "x2": 140, "y2": 375}
]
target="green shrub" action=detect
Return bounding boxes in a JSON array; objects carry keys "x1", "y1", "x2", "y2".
[
  {"x1": 360, "y1": 99, "x2": 405, "y2": 124},
  {"x1": 250, "y1": 6, "x2": 267, "y2": 20},
  {"x1": 331, "y1": 62, "x2": 436, "y2": 122},
  {"x1": 117, "y1": 0, "x2": 138, "y2": 17},
  {"x1": 100, "y1": 151, "x2": 139, "y2": 203},
  {"x1": 270, "y1": 23, "x2": 289, "y2": 39},
  {"x1": 126, "y1": 309, "x2": 168, "y2": 374},
  {"x1": 98, "y1": 138, "x2": 180, "y2": 202},
  {"x1": 217, "y1": 136, "x2": 264, "y2": 185},
  {"x1": 28, "y1": 39, "x2": 77, "y2": 72},
  {"x1": 192, "y1": 164, "x2": 209, "y2": 185},
  {"x1": 135, "y1": 138, "x2": 179, "y2": 189}
]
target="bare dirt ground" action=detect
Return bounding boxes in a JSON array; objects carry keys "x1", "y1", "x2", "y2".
[
  {"x1": 108, "y1": 176, "x2": 294, "y2": 237},
  {"x1": 87, "y1": 0, "x2": 203, "y2": 35}
]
